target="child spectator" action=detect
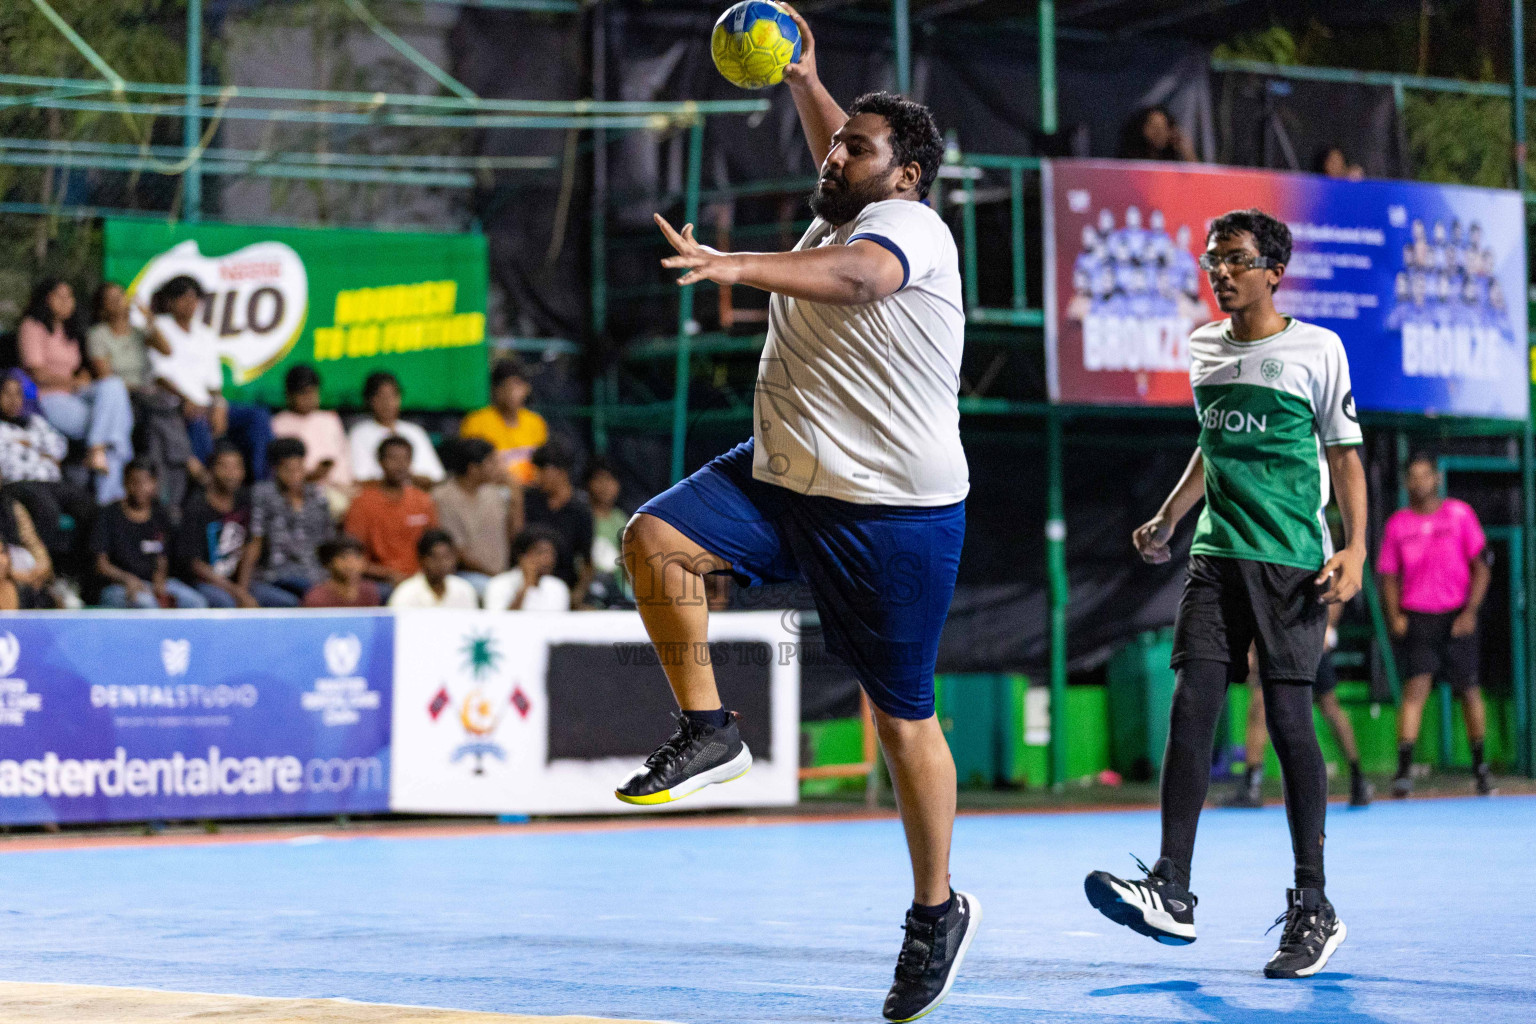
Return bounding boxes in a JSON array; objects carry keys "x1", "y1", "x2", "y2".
[
  {"x1": 584, "y1": 456, "x2": 628, "y2": 604},
  {"x1": 303, "y1": 535, "x2": 382, "y2": 608},
  {"x1": 460, "y1": 359, "x2": 548, "y2": 486},
  {"x1": 433, "y1": 437, "x2": 520, "y2": 596},
  {"x1": 148, "y1": 275, "x2": 274, "y2": 481},
  {"x1": 87, "y1": 282, "x2": 171, "y2": 389},
  {"x1": 524, "y1": 439, "x2": 591, "y2": 604},
  {"x1": 19, "y1": 278, "x2": 135, "y2": 503},
  {"x1": 271, "y1": 363, "x2": 352, "y2": 515},
  {"x1": 345, "y1": 435, "x2": 438, "y2": 589},
  {"x1": 0, "y1": 369, "x2": 94, "y2": 572},
  {"x1": 250, "y1": 437, "x2": 333, "y2": 600},
  {"x1": 92, "y1": 459, "x2": 206, "y2": 608},
  {"x1": 348, "y1": 371, "x2": 444, "y2": 487},
  {"x1": 484, "y1": 525, "x2": 570, "y2": 611},
  {"x1": 387, "y1": 529, "x2": 478, "y2": 609},
  {"x1": 177, "y1": 443, "x2": 295, "y2": 608}
]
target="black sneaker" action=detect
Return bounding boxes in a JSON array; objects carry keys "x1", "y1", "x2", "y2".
[
  {"x1": 1476, "y1": 764, "x2": 1497, "y2": 795},
  {"x1": 882, "y1": 890, "x2": 981, "y2": 1022},
  {"x1": 1348, "y1": 772, "x2": 1373, "y2": 808},
  {"x1": 1264, "y1": 887, "x2": 1346, "y2": 978},
  {"x1": 1392, "y1": 774, "x2": 1413, "y2": 799},
  {"x1": 1084, "y1": 856, "x2": 1197, "y2": 945},
  {"x1": 614, "y1": 712, "x2": 752, "y2": 806}
]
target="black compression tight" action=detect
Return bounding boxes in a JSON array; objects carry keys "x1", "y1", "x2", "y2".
[{"x1": 1156, "y1": 659, "x2": 1327, "y2": 892}]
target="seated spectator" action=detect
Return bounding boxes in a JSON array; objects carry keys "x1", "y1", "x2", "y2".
[
  {"x1": 459, "y1": 359, "x2": 548, "y2": 486},
  {"x1": 484, "y1": 525, "x2": 570, "y2": 611},
  {"x1": 303, "y1": 535, "x2": 382, "y2": 608},
  {"x1": 387, "y1": 529, "x2": 478, "y2": 609},
  {"x1": 1116, "y1": 105, "x2": 1197, "y2": 162},
  {"x1": 251, "y1": 437, "x2": 333, "y2": 599},
  {"x1": 1313, "y1": 145, "x2": 1365, "y2": 181},
  {"x1": 0, "y1": 482, "x2": 53, "y2": 594},
  {"x1": 585, "y1": 456, "x2": 629, "y2": 605},
  {"x1": 348, "y1": 370, "x2": 444, "y2": 488},
  {"x1": 524, "y1": 439, "x2": 591, "y2": 606},
  {"x1": 345, "y1": 435, "x2": 438, "y2": 590},
  {"x1": 271, "y1": 363, "x2": 352, "y2": 515},
  {"x1": 18, "y1": 278, "x2": 135, "y2": 503},
  {"x1": 92, "y1": 459, "x2": 205, "y2": 608},
  {"x1": 433, "y1": 437, "x2": 520, "y2": 596},
  {"x1": 0, "y1": 544, "x2": 40, "y2": 610},
  {"x1": 0, "y1": 369, "x2": 95, "y2": 573},
  {"x1": 177, "y1": 443, "x2": 295, "y2": 608},
  {"x1": 87, "y1": 282, "x2": 170, "y2": 390},
  {"x1": 148, "y1": 275, "x2": 274, "y2": 482}
]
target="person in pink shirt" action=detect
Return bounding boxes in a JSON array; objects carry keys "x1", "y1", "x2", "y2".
[
  {"x1": 270, "y1": 364, "x2": 353, "y2": 515},
  {"x1": 1378, "y1": 453, "x2": 1493, "y2": 797},
  {"x1": 17, "y1": 279, "x2": 135, "y2": 504}
]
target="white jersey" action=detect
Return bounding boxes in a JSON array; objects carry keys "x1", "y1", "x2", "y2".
[{"x1": 753, "y1": 199, "x2": 968, "y2": 506}]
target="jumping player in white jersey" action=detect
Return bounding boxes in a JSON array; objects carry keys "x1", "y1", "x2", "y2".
[
  {"x1": 1084, "y1": 209, "x2": 1369, "y2": 978},
  {"x1": 613, "y1": 8, "x2": 977, "y2": 1020}
]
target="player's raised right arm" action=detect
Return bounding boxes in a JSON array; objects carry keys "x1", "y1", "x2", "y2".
[{"x1": 780, "y1": 4, "x2": 845, "y2": 170}]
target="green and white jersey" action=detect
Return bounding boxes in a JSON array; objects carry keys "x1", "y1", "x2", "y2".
[{"x1": 1189, "y1": 317, "x2": 1362, "y2": 571}]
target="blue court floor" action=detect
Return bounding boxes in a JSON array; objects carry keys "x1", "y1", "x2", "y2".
[{"x1": 2, "y1": 797, "x2": 1533, "y2": 1023}]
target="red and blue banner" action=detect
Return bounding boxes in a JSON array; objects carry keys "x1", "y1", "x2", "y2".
[
  {"x1": 1043, "y1": 159, "x2": 1529, "y2": 419},
  {"x1": 0, "y1": 613, "x2": 392, "y2": 825}
]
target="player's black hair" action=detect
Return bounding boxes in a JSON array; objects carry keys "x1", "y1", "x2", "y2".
[
  {"x1": 845, "y1": 92, "x2": 944, "y2": 200},
  {"x1": 512, "y1": 524, "x2": 563, "y2": 562},
  {"x1": 416, "y1": 528, "x2": 455, "y2": 561},
  {"x1": 318, "y1": 534, "x2": 366, "y2": 565},
  {"x1": 1406, "y1": 451, "x2": 1440, "y2": 472},
  {"x1": 267, "y1": 436, "x2": 307, "y2": 466},
  {"x1": 362, "y1": 370, "x2": 401, "y2": 403},
  {"x1": 441, "y1": 436, "x2": 495, "y2": 477},
  {"x1": 284, "y1": 363, "x2": 322, "y2": 394},
  {"x1": 1207, "y1": 208, "x2": 1292, "y2": 293},
  {"x1": 376, "y1": 434, "x2": 413, "y2": 462}
]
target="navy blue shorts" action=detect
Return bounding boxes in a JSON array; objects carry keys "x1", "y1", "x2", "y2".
[{"x1": 637, "y1": 439, "x2": 964, "y2": 720}]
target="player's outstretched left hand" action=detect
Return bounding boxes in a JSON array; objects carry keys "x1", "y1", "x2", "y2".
[
  {"x1": 655, "y1": 214, "x2": 740, "y2": 286},
  {"x1": 1315, "y1": 548, "x2": 1364, "y2": 605}
]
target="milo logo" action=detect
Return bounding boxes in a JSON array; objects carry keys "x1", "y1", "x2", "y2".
[
  {"x1": 127, "y1": 240, "x2": 309, "y2": 386},
  {"x1": 1200, "y1": 407, "x2": 1268, "y2": 434}
]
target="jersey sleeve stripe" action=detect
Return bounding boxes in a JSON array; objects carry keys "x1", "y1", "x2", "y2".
[{"x1": 847, "y1": 233, "x2": 910, "y2": 290}]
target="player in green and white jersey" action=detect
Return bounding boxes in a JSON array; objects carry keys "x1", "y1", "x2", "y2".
[{"x1": 1084, "y1": 209, "x2": 1369, "y2": 979}]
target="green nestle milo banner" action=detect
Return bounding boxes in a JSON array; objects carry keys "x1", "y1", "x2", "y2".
[{"x1": 103, "y1": 219, "x2": 490, "y2": 410}]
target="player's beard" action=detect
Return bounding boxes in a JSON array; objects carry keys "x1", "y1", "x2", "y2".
[{"x1": 808, "y1": 170, "x2": 890, "y2": 226}]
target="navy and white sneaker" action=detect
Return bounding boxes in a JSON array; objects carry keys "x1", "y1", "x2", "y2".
[
  {"x1": 1264, "y1": 887, "x2": 1346, "y2": 978},
  {"x1": 1085, "y1": 856, "x2": 1198, "y2": 945},
  {"x1": 882, "y1": 890, "x2": 981, "y2": 1022},
  {"x1": 614, "y1": 712, "x2": 752, "y2": 806}
]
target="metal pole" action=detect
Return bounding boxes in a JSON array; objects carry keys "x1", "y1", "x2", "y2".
[
  {"x1": 892, "y1": 0, "x2": 911, "y2": 95},
  {"x1": 670, "y1": 116, "x2": 704, "y2": 483},
  {"x1": 1504, "y1": 528, "x2": 1528, "y2": 774},
  {"x1": 1010, "y1": 163, "x2": 1027, "y2": 310},
  {"x1": 184, "y1": 0, "x2": 202, "y2": 221},
  {"x1": 1524, "y1": 423, "x2": 1536, "y2": 776},
  {"x1": 1046, "y1": 407, "x2": 1069, "y2": 788},
  {"x1": 961, "y1": 176, "x2": 978, "y2": 311},
  {"x1": 591, "y1": 2, "x2": 609, "y2": 454},
  {"x1": 1514, "y1": 0, "x2": 1527, "y2": 189},
  {"x1": 1038, "y1": 0, "x2": 1057, "y2": 135}
]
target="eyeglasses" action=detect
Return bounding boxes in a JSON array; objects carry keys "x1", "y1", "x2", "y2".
[{"x1": 1198, "y1": 251, "x2": 1278, "y2": 272}]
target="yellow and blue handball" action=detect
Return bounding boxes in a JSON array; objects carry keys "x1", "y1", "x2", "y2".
[{"x1": 711, "y1": 1, "x2": 802, "y2": 90}]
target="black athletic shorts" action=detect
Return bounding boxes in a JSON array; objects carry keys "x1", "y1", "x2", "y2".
[
  {"x1": 1313, "y1": 650, "x2": 1338, "y2": 698},
  {"x1": 1396, "y1": 611, "x2": 1480, "y2": 692},
  {"x1": 1171, "y1": 554, "x2": 1329, "y2": 684}
]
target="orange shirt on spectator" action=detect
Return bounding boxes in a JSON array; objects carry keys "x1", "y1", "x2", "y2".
[{"x1": 343, "y1": 483, "x2": 437, "y2": 578}]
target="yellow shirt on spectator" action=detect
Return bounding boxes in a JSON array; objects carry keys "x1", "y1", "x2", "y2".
[{"x1": 460, "y1": 406, "x2": 549, "y2": 484}]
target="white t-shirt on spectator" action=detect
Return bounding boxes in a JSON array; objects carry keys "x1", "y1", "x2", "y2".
[
  {"x1": 483, "y1": 568, "x2": 570, "y2": 612},
  {"x1": 387, "y1": 573, "x2": 478, "y2": 609},
  {"x1": 349, "y1": 417, "x2": 446, "y2": 483},
  {"x1": 149, "y1": 314, "x2": 224, "y2": 407},
  {"x1": 754, "y1": 198, "x2": 968, "y2": 505}
]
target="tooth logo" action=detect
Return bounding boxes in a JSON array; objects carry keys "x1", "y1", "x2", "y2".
[
  {"x1": 161, "y1": 638, "x2": 192, "y2": 677},
  {"x1": 0, "y1": 632, "x2": 18, "y2": 678},
  {"x1": 127, "y1": 239, "x2": 309, "y2": 386},
  {"x1": 324, "y1": 633, "x2": 362, "y2": 678}
]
